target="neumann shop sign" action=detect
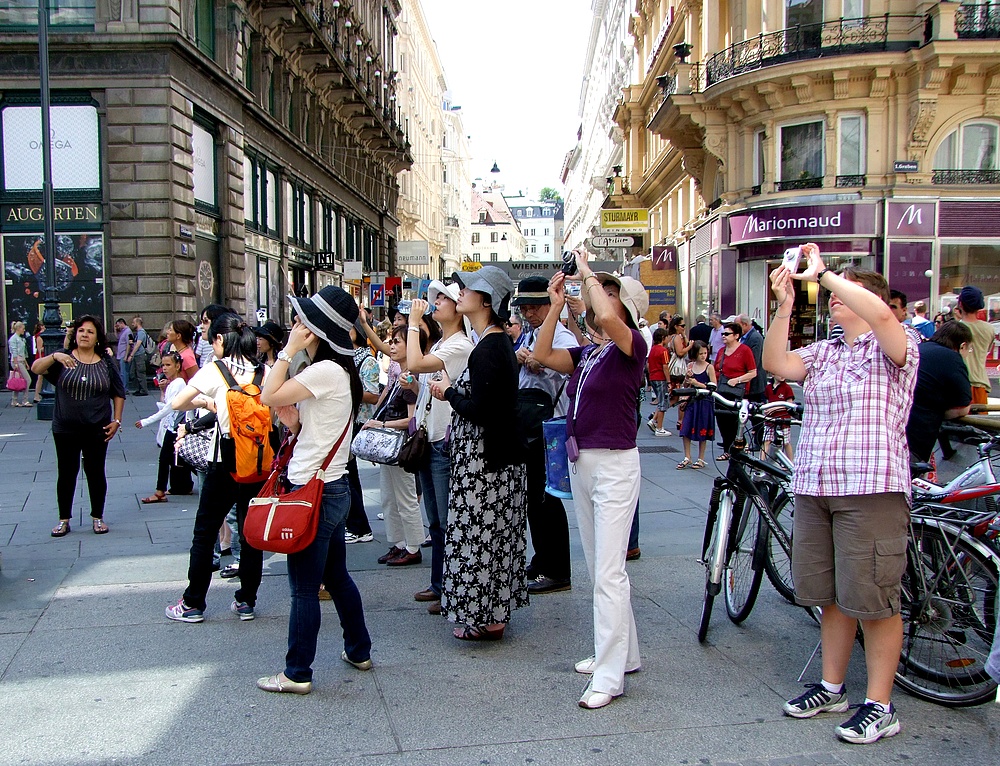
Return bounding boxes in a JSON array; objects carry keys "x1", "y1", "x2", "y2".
[
  {"x1": 728, "y1": 203, "x2": 877, "y2": 245},
  {"x1": 2, "y1": 105, "x2": 101, "y2": 191}
]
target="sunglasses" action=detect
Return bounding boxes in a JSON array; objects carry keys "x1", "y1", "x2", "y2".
[{"x1": 721, "y1": 331, "x2": 735, "y2": 336}]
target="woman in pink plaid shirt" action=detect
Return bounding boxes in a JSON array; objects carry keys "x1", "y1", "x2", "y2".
[{"x1": 763, "y1": 243, "x2": 918, "y2": 745}]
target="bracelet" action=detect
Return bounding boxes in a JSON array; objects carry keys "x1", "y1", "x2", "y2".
[
  {"x1": 112, "y1": 419, "x2": 121, "y2": 425},
  {"x1": 773, "y1": 311, "x2": 791, "y2": 319},
  {"x1": 816, "y1": 268, "x2": 831, "y2": 285},
  {"x1": 407, "y1": 326, "x2": 420, "y2": 333}
]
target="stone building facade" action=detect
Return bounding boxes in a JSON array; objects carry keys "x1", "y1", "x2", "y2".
[
  {"x1": 618, "y1": 0, "x2": 1000, "y2": 346},
  {"x1": 0, "y1": 0, "x2": 410, "y2": 343}
]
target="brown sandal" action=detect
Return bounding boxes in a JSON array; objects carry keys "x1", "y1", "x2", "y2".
[
  {"x1": 51, "y1": 520, "x2": 70, "y2": 537},
  {"x1": 141, "y1": 492, "x2": 168, "y2": 504},
  {"x1": 92, "y1": 518, "x2": 109, "y2": 535}
]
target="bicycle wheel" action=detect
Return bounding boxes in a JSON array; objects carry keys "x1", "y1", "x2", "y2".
[
  {"x1": 763, "y1": 490, "x2": 797, "y2": 603},
  {"x1": 725, "y1": 499, "x2": 765, "y2": 623},
  {"x1": 895, "y1": 518, "x2": 999, "y2": 707},
  {"x1": 699, "y1": 488, "x2": 733, "y2": 642}
]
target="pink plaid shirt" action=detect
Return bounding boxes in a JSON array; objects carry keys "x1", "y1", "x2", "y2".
[{"x1": 792, "y1": 330, "x2": 919, "y2": 498}]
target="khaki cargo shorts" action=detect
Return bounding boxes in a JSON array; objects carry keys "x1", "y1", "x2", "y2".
[{"x1": 791, "y1": 493, "x2": 910, "y2": 621}]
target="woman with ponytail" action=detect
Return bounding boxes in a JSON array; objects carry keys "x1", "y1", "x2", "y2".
[
  {"x1": 165, "y1": 313, "x2": 269, "y2": 624},
  {"x1": 255, "y1": 286, "x2": 372, "y2": 694}
]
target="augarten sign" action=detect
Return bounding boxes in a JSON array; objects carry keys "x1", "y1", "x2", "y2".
[{"x1": 728, "y1": 203, "x2": 877, "y2": 245}]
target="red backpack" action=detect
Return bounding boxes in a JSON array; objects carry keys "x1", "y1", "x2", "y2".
[{"x1": 215, "y1": 360, "x2": 274, "y2": 483}]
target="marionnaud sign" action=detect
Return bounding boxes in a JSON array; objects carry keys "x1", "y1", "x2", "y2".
[
  {"x1": 728, "y1": 203, "x2": 878, "y2": 245},
  {"x1": 886, "y1": 201, "x2": 936, "y2": 238}
]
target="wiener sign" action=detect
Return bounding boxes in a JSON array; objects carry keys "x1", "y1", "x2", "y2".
[{"x1": 599, "y1": 208, "x2": 649, "y2": 234}]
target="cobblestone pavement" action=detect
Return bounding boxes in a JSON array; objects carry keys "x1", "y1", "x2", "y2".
[{"x1": 0, "y1": 396, "x2": 996, "y2": 765}]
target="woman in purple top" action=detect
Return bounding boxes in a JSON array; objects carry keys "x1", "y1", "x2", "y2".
[{"x1": 534, "y1": 251, "x2": 648, "y2": 710}]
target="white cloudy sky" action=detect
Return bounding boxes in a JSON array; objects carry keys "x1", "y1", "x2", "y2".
[{"x1": 420, "y1": 0, "x2": 593, "y2": 200}]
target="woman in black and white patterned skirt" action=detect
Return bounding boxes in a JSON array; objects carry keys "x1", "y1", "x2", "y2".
[{"x1": 429, "y1": 266, "x2": 527, "y2": 642}]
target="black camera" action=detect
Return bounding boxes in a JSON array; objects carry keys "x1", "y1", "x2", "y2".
[{"x1": 560, "y1": 250, "x2": 577, "y2": 276}]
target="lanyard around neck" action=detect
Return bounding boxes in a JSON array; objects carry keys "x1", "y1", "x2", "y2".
[{"x1": 571, "y1": 342, "x2": 614, "y2": 427}]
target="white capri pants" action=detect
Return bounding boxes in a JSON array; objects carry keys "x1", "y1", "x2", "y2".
[
  {"x1": 380, "y1": 463, "x2": 424, "y2": 553},
  {"x1": 569, "y1": 447, "x2": 642, "y2": 696}
]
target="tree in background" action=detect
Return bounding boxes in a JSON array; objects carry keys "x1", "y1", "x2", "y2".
[{"x1": 539, "y1": 187, "x2": 563, "y2": 203}]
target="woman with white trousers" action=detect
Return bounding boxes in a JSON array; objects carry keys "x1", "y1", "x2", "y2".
[{"x1": 533, "y1": 251, "x2": 649, "y2": 709}]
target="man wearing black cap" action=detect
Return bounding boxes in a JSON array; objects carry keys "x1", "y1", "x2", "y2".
[
  {"x1": 954, "y1": 285, "x2": 994, "y2": 405},
  {"x1": 512, "y1": 275, "x2": 577, "y2": 594}
]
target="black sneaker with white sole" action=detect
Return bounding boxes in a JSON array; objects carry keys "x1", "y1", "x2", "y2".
[
  {"x1": 782, "y1": 683, "x2": 849, "y2": 718},
  {"x1": 834, "y1": 702, "x2": 900, "y2": 744}
]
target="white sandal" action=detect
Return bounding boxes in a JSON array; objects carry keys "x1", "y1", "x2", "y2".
[{"x1": 676, "y1": 458, "x2": 691, "y2": 469}]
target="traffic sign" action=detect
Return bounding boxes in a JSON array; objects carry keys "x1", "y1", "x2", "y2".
[{"x1": 590, "y1": 236, "x2": 635, "y2": 248}]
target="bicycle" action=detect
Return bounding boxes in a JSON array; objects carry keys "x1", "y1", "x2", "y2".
[
  {"x1": 685, "y1": 387, "x2": 804, "y2": 642},
  {"x1": 896, "y1": 503, "x2": 999, "y2": 706},
  {"x1": 692, "y1": 388, "x2": 1000, "y2": 705}
]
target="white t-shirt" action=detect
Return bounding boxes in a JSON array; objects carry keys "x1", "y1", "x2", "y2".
[
  {"x1": 419, "y1": 332, "x2": 474, "y2": 442},
  {"x1": 187, "y1": 357, "x2": 269, "y2": 458},
  {"x1": 287, "y1": 360, "x2": 354, "y2": 485}
]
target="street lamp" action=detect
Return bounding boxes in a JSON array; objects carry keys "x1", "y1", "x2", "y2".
[{"x1": 36, "y1": 0, "x2": 64, "y2": 421}]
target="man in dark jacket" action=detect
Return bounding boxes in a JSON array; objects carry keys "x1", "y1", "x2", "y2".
[
  {"x1": 738, "y1": 314, "x2": 766, "y2": 402},
  {"x1": 688, "y1": 315, "x2": 711, "y2": 344}
]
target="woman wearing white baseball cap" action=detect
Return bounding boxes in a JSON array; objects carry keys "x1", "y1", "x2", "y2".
[
  {"x1": 405, "y1": 280, "x2": 474, "y2": 612},
  {"x1": 533, "y1": 250, "x2": 649, "y2": 709}
]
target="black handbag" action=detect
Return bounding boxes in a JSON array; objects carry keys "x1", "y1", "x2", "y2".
[
  {"x1": 516, "y1": 387, "x2": 556, "y2": 442},
  {"x1": 715, "y1": 374, "x2": 746, "y2": 399},
  {"x1": 398, "y1": 399, "x2": 432, "y2": 473}
]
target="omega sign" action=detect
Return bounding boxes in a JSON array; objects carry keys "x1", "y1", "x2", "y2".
[
  {"x1": 1, "y1": 105, "x2": 101, "y2": 191},
  {"x1": 728, "y1": 203, "x2": 877, "y2": 245}
]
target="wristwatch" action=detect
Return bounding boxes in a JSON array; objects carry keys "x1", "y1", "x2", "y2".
[
  {"x1": 276, "y1": 350, "x2": 293, "y2": 363},
  {"x1": 112, "y1": 419, "x2": 121, "y2": 426}
]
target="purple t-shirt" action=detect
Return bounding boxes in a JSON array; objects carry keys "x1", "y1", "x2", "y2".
[{"x1": 567, "y1": 329, "x2": 647, "y2": 451}]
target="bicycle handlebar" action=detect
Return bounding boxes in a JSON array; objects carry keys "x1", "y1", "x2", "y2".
[{"x1": 673, "y1": 386, "x2": 803, "y2": 419}]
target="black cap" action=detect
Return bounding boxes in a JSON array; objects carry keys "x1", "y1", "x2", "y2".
[{"x1": 511, "y1": 276, "x2": 551, "y2": 307}]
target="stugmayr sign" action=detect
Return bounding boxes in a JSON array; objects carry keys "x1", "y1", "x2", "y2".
[{"x1": 728, "y1": 203, "x2": 878, "y2": 245}]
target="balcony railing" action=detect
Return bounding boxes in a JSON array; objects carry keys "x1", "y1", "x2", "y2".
[
  {"x1": 775, "y1": 177, "x2": 824, "y2": 192},
  {"x1": 956, "y1": 4, "x2": 1000, "y2": 38},
  {"x1": 750, "y1": 184, "x2": 763, "y2": 196},
  {"x1": 932, "y1": 168, "x2": 1000, "y2": 184},
  {"x1": 835, "y1": 174, "x2": 867, "y2": 188},
  {"x1": 704, "y1": 15, "x2": 915, "y2": 87}
]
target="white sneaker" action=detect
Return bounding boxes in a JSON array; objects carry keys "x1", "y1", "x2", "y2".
[
  {"x1": 654, "y1": 429, "x2": 672, "y2": 437},
  {"x1": 345, "y1": 531, "x2": 374, "y2": 544},
  {"x1": 645, "y1": 419, "x2": 656, "y2": 434},
  {"x1": 579, "y1": 680, "x2": 619, "y2": 709},
  {"x1": 575, "y1": 656, "x2": 640, "y2": 675}
]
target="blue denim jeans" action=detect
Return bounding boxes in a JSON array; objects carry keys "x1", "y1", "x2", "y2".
[
  {"x1": 417, "y1": 439, "x2": 450, "y2": 595},
  {"x1": 284, "y1": 475, "x2": 372, "y2": 683}
]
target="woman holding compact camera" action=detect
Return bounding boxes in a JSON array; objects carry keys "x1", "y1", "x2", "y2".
[{"x1": 533, "y1": 251, "x2": 648, "y2": 710}]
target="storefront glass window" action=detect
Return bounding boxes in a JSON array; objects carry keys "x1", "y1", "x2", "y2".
[
  {"x1": 934, "y1": 121, "x2": 999, "y2": 170},
  {"x1": 779, "y1": 120, "x2": 824, "y2": 181},
  {"x1": 265, "y1": 169, "x2": 277, "y2": 234},
  {"x1": 940, "y1": 243, "x2": 1000, "y2": 314},
  {"x1": 694, "y1": 256, "x2": 713, "y2": 320},
  {"x1": 838, "y1": 115, "x2": 865, "y2": 175}
]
